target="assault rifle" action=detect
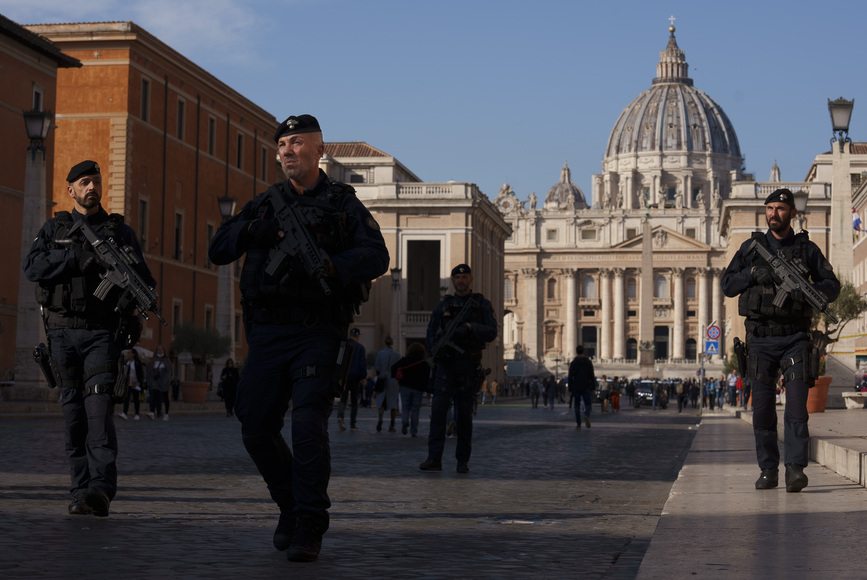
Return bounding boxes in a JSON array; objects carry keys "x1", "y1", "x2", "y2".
[
  {"x1": 65, "y1": 219, "x2": 167, "y2": 325},
  {"x1": 264, "y1": 191, "x2": 331, "y2": 296},
  {"x1": 430, "y1": 294, "x2": 479, "y2": 360},
  {"x1": 748, "y1": 239, "x2": 838, "y2": 324}
]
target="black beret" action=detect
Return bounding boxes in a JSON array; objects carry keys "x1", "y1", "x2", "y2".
[
  {"x1": 764, "y1": 188, "x2": 796, "y2": 209},
  {"x1": 273, "y1": 114, "x2": 321, "y2": 143},
  {"x1": 350, "y1": 327, "x2": 360, "y2": 337},
  {"x1": 66, "y1": 160, "x2": 100, "y2": 183},
  {"x1": 451, "y1": 264, "x2": 472, "y2": 276}
]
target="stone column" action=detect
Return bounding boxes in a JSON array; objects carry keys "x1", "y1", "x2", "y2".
[
  {"x1": 522, "y1": 268, "x2": 541, "y2": 368},
  {"x1": 600, "y1": 268, "x2": 612, "y2": 361},
  {"x1": 564, "y1": 268, "x2": 577, "y2": 358},
  {"x1": 613, "y1": 268, "x2": 625, "y2": 359},
  {"x1": 697, "y1": 267, "x2": 709, "y2": 352},
  {"x1": 672, "y1": 267, "x2": 685, "y2": 359}
]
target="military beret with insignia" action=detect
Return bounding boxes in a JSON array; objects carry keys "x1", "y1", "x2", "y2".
[
  {"x1": 273, "y1": 114, "x2": 321, "y2": 143},
  {"x1": 451, "y1": 264, "x2": 472, "y2": 276},
  {"x1": 66, "y1": 160, "x2": 100, "y2": 182},
  {"x1": 763, "y1": 188, "x2": 795, "y2": 209}
]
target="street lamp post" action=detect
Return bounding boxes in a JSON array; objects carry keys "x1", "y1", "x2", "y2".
[
  {"x1": 14, "y1": 109, "x2": 54, "y2": 386},
  {"x1": 391, "y1": 268, "x2": 401, "y2": 349},
  {"x1": 552, "y1": 356, "x2": 562, "y2": 379},
  {"x1": 793, "y1": 190, "x2": 809, "y2": 233},
  {"x1": 213, "y1": 195, "x2": 237, "y2": 385},
  {"x1": 826, "y1": 97, "x2": 856, "y2": 388}
]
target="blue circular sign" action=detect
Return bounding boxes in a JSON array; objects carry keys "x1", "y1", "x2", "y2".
[{"x1": 707, "y1": 325, "x2": 721, "y2": 340}]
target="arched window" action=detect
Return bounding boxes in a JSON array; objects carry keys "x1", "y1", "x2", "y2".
[
  {"x1": 545, "y1": 324, "x2": 558, "y2": 352},
  {"x1": 627, "y1": 278, "x2": 637, "y2": 299},
  {"x1": 547, "y1": 278, "x2": 557, "y2": 300},
  {"x1": 655, "y1": 275, "x2": 668, "y2": 298},
  {"x1": 504, "y1": 277, "x2": 513, "y2": 300},
  {"x1": 583, "y1": 276, "x2": 596, "y2": 299}
]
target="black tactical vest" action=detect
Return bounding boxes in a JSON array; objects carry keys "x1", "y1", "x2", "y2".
[
  {"x1": 35, "y1": 211, "x2": 126, "y2": 319},
  {"x1": 440, "y1": 293, "x2": 488, "y2": 354},
  {"x1": 239, "y1": 181, "x2": 356, "y2": 312},
  {"x1": 738, "y1": 231, "x2": 812, "y2": 330}
]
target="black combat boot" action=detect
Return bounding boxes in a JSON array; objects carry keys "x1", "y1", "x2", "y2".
[
  {"x1": 273, "y1": 509, "x2": 297, "y2": 551},
  {"x1": 287, "y1": 519, "x2": 324, "y2": 562},
  {"x1": 755, "y1": 468, "x2": 779, "y2": 490},
  {"x1": 68, "y1": 493, "x2": 93, "y2": 515},
  {"x1": 785, "y1": 464, "x2": 808, "y2": 493}
]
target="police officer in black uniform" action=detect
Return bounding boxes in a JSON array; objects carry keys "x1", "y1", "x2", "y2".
[
  {"x1": 23, "y1": 160, "x2": 155, "y2": 516},
  {"x1": 208, "y1": 114, "x2": 389, "y2": 562},
  {"x1": 419, "y1": 264, "x2": 497, "y2": 474},
  {"x1": 721, "y1": 188, "x2": 840, "y2": 492}
]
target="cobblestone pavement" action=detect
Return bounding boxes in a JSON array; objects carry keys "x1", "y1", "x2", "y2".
[{"x1": 0, "y1": 400, "x2": 699, "y2": 579}]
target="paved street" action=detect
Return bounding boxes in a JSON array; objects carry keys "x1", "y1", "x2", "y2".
[{"x1": 0, "y1": 400, "x2": 698, "y2": 579}]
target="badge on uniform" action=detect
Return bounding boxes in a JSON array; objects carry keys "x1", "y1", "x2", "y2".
[{"x1": 366, "y1": 217, "x2": 381, "y2": 231}]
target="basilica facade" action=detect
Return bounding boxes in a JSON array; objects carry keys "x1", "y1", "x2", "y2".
[{"x1": 495, "y1": 25, "x2": 741, "y2": 379}]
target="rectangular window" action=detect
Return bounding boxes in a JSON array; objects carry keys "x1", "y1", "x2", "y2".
[
  {"x1": 546, "y1": 229, "x2": 558, "y2": 242},
  {"x1": 407, "y1": 240, "x2": 441, "y2": 312},
  {"x1": 626, "y1": 228, "x2": 637, "y2": 239},
  {"x1": 349, "y1": 174, "x2": 364, "y2": 183},
  {"x1": 234, "y1": 314, "x2": 241, "y2": 344},
  {"x1": 687, "y1": 310, "x2": 696, "y2": 318},
  {"x1": 204, "y1": 307, "x2": 213, "y2": 329},
  {"x1": 205, "y1": 223, "x2": 214, "y2": 268},
  {"x1": 32, "y1": 84, "x2": 44, "y2": 110},
  {"x1": 627, "y1": 310, "x2": 637, "y2": 317},
  {"x1": 261, "y1": 147, "x2": 268, "y2": 181},
  {"x1": 581, "y1": 229, "x2": 597, "y2": 241},
  {"x1": 208, "y1": 117, "x2": 217, "y2": 156},
  {"x1": 177, "y1": 99, "x2": 185, "y2": 140},
  {"x1": 583, "y1": 310, "x2": 595, "y2": 317},
  {"x1": 141, "y1": 78, "x2": 150, "y2": 122},
  {"x1": 138, "y1": 199, "x2": 148, "y2": 250},
  {"x1": 236, "y1": 133, "x2": 244, "y2": 169},
  {"x1": 686, "y1": 228, "x2": 696, "y2": 239},
  {"x1": 172, "y1": 301, "x2": 182, "y2": 331},
  {"x1": 174, "y1": 212, "x2": 183, "y2": 260}
]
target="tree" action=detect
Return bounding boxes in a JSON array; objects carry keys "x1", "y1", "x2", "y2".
[
  {"x1": 810, "y1": 281, "x2": 867, "y2": 373},
  {"x1": 169, "y1": 321, "x2": 231, "y2": 381}
]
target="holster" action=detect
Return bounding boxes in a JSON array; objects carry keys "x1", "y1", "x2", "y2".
[
  {"x1": 33, "y1": 343, "x2": 59, "y2": 388},
  {"x1": 333, "y1": 339, "x2": 354, "y2": 397},
  {"x1": 112, "y1": 356, "x2": 130, "y2": 404},
  {"x1": 733, "y1": 337, "x2": 747, "y2": 378}
]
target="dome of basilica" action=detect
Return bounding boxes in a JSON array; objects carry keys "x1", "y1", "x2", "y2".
[
  {"x1": 604, "y1": 26, "x2": 741, "y2": 161},
  {"x1": 544, "y1": 161, "x2": 588, "y2": 209}
]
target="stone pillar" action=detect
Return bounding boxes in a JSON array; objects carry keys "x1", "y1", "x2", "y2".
[
  {"x1": 697, "y1": 267, "x2": 709, "y2": 353},
  {"x1": 564, "y1": 268, "x2": 577, "y2": 358},
  {"x1": 14, "y1": 147, "x2": 49, "y2": 387},
  {"x1": 600, "y1": 268, "x2": 612, "y2": 361},
  {"x1": 522, "y1": 268, "x2": 541, "y2": 368},
  {"x1": 211, "y1": 262, "x2": 237, "y2": 388},
  {"x1": 672, "y1": 267, "x2": 685, "y2": 359},
  {"x1": 613, "y1": 268, "x2": 625, "y2": 360}
]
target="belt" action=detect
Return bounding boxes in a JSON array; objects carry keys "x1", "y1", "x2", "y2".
[
  {"x1": 749, "y1": 324, "x2": 806, "y2": 337},
  {"x1": 45, "y1": 314, "x2": 117, "y2": 331}
]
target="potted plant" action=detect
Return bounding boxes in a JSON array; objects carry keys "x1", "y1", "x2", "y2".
[
  {"x1": 170, "y1": 321, "x2": 231, "y2": 403},
  {"x1": 807, "y1": 281, "x2": 867, "y2": 412}
]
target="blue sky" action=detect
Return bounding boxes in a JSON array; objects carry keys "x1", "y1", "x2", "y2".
[{"x1": 3, "y1": 0, "x2": 866, "y2": 203}]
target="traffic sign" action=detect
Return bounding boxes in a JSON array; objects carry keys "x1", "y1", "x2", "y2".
[
  {"x1": 705, "y1": 340, "x2": 719, "y2": 355},
  {"x1": 706, "y1": 325, "x2": 721, "y2": 340}
]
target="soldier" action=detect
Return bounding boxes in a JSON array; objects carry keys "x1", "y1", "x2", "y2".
[
  {"x1": 419, "y1": 264, "x2": 497, "y2": 474},
  {"x1": 208, "y1": 114, "x2": 389, "y2": 562},
  {"x1": 721, "y1": 188, "x2": 840, "y2": 492},
  {"x1": 23, "y1": 160, "x2": 156, "y2": 517}
]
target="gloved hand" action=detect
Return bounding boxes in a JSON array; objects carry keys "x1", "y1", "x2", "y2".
[
  {"x1": 789, "y1": 287, "x2": 805, "y2": 303},
  {"x1": 751, "y1": 266, "x2": 775, "y2": 287},
  {"x1": 247, "y1": 219, "x2": 280, "y2": 247},
  {"x1": 77, "y1": 248, "x2": 101, "y2": 274}
]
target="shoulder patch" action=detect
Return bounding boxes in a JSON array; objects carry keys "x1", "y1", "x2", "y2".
[
  {"x1": 823, "y1": 260, "x2": 834, "y2": 272},
  {"x1": 366, "y1": 216, "x2": 381, "y2": 231}
]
